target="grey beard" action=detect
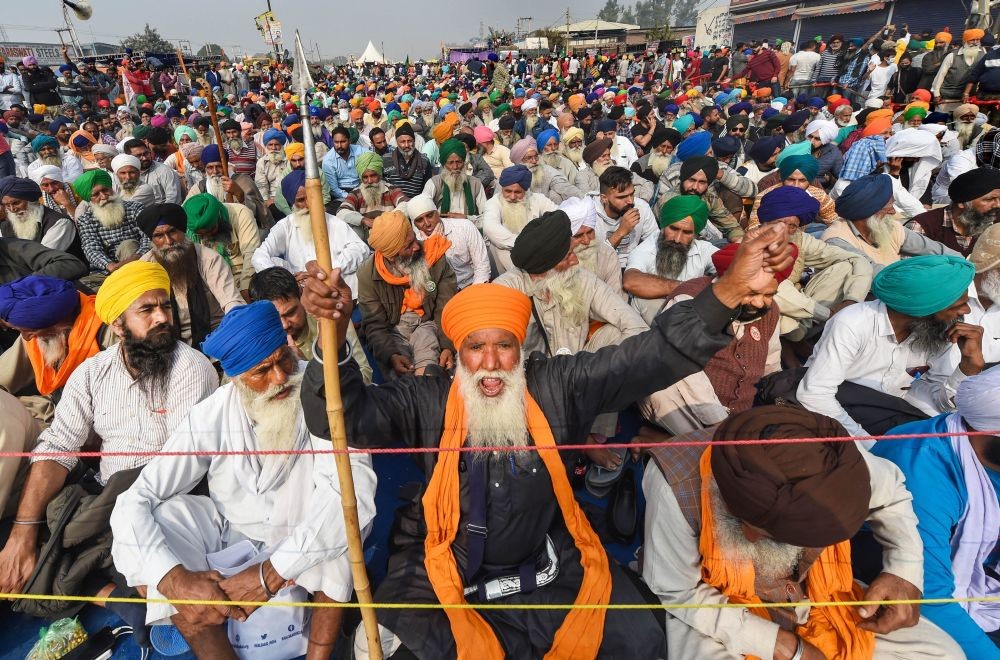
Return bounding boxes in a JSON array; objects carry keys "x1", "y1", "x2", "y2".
[
  {"x1": 958, "y1": 206, "x2": 998, "y2": 238},
  {"x1": 152, "y1": 238, "x2": 196, "y2": 288},
  {"x1": 499, "y1": 197, "x2": 531, "y2": 233},
  {"x1": 980, "y1": 269, "x2": 1000, "y2": 305},
  {"x1": 397, "y1": 146, "x2": 414, "y2": 159},
  {"x1": 527, "y1": 163, "x2": 548, "y2": 193},
  {"x1": 648, "y1": 152, "x2": 671, "y2": 178},
  {"x1": 119, "y1": 178, "x2": 138, "y2": 193},
  {"x1": 866, "y1": 213, "x2": 897, "y2": 248},
  {"x1": 909, "y1": 315, "x2": 956, "y2": 356},
  {"x1": 531, "y1": 266, "x2": 587, "y2": 328},
  {"x1": 590, "y1": 161, "x2": 609, "y2": 177},
  {"x1": 360, "y1": 182, "x2": 386, "y2": 210},
  {"x1": 227, "y1": 139, "x2": 244, "y2": 152},
  {"x1": 6, "y1": 203, "x2": 44, "y2": 240},
  {"x1": 39, "y1": 155, "x2": 63, "y2": 167},
  {"x1": 399, "y1": 253, "x2": 433, "y2": 295},
  {"x1": 563, "y1": 146, "x2": 583, "y2": 165},
  {"x1": 574, "y1": 241, "x2": 598, "y2": 273},
  {"x1": 443, "y1": 170, "x2": 466, "y2": 196},
  {"x1": 540, "y1": 152, "x2": 563, "y2": 169},
  {"x1": 267, "y1": 151, "x2": 286, "y2": 165},
  {"x1": 655, "y1": 238, "x2": 691, "y2": 279},
  {"x1": 206, "y1": 175, "x2": 226, "y2": 201},
  {"x1": 956, "y1": 121, "x2": 976, "y2": 146},
  {"x1": 91, "y1": 197, "x2": 126, "y2": 229},
  {"x1": 37, "y1": 330, "x2": 69, "y2": 369}
]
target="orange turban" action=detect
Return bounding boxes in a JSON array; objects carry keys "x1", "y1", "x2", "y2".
[
  {"x1": 567, "y1": 94, "x2": 586, "y2": 113},
  {"x1": 753, "y1": 88, "x2": 771, "y2": 99},
  {"x1": 826, "y1": 94, "x2": 843, "y2": 104},
  {"x1": 441, "y1": 283, "x2": 532, "y2": 348},
  {"x1": 367, "y1": 210, "x2": 412, "y2": 258},
  {"x1": 866, "y1": 109, "x2": 893, "y2": 125},
  {"x1": 432, "y1": 113, "x2": 459, "y2": 145},
  {"x1": 368, "y1": 100, "x2": 381, "y2": 113},
  {"x1": 350, "y1": 108, "x2": 363, "y2": 121},
  {"x1": 936, "y1": 31, "x2": 953, "y2": 44},
  {"x1": 862, "y1": 117, "x2": 892, "y2": 137},
  {"x1": 965, "y1": 29, "x2": 985, "y2": 43},
  {"x1": 912, "y1": 89, "x2": 932, "y2": 103},
  {"x1": 284, "y1": 143, "x2": 305, "y2": 159},
  {"x1": 285, "y1": 123, "x2": 302, "y2": 137}
]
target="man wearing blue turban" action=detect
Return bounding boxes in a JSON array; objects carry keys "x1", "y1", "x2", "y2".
[
  {"x1": 798, "y1": 253, "x2": 985, "y2": 441},
  {"x1": 111, "y1": 300, "x2": 377, "y2": 658}
]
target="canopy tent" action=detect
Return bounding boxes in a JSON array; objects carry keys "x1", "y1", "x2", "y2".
[{"x1": 356, "y1": 41, "x2": 385, "y2": 64}]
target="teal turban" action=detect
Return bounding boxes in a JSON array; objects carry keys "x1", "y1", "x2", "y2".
[
  {"x1": 775, "y1": 141, "x2": 812, "y2": 169},
  {"x1": 30, "y1": 135, "x2": 58, "y2": 153},
  {"x1": 871, "y1": 255, "x2": 975, "y2": 317},
  {"x1": 778, "y1": 154, "x2": 820, "y2": 182},
  {"x1": 439, "y1": 138, "x2": 467, "y2": 164},
  {"x1": 659, "y1": 195, "x2": 709, "y2": 233},
  {"x1": 673, "y1": 114, "x2": 694, "y2": 134}
]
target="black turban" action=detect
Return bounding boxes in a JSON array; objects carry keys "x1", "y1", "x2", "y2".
[
  {"x1": 219, "y1": 119, "x2": 241, "y2": 133},
  {"x1": 395, "y1": 122, "x2": 415, "y2": 139},
  {"x1": 747, "y1": 136, "x2": 784, "y2": 164},
  {"x1": 136, "y1": 203, "x2": 188, "y2": 238},
  {"x1": 726, "y1": 114, "x2": 750, "y2": 130},
  {"x1": 711, "y1": 406, "x2": 871, "y2": 547},
  {"x1": 949, "y1": 168, "x2": 1000, "y2": 204},
  {"x1": 782, "y1": 109, "x2": 811, "y2": 134},
  {"x1": 0, "y1": 176, "x2": 41, "y2": 202},
  {"x1": 608, "y1": 106, "x2": 624, "y2": 120},
  {"x1": 498, "y1": 115, "x2": 516, "y2": 131},
  {"x1": 510, "y1": 210, "x2": 572, "y2": 274},
  {"x1": 193, "y1": 115, "x2": 212, "y2": 129},
  {"x1": 650, "y1": 127, "x2": 682, "y2": 149},
  {"x1": 679, "y1": 156, "x2": 719, "y2": 184}
]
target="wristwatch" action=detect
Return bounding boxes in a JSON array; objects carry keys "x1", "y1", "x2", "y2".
[{"x1": 790, "y1": 637, "x2": 805, "y2": 660}]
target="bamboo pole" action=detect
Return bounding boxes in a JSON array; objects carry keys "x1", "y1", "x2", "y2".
[
  {"x1": 175, "y1": 48, "x2": 189, "y2": 79},
  {"x1": 293, "y1": 32, "x2": 383, "y2": 659},
  {"x1": 194, "y1": 76, "x2": 232, "y2": 202}
]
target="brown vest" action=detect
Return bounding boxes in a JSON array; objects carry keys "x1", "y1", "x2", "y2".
[
  {"x1": 912, "y1": 207, "x2": 975, "y2": 257},
  {"x1": 672, "y1": 277, "x2": 778, "y2": 414}
]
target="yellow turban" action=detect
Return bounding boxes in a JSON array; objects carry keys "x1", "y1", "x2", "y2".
[
  {"x1": 284, "y1": 143, "x2": 305, "y2": 159},
  {"x1": 367, "y1": 210, "x2": 412, "y2": 258},
  {"x1": 441, "y1": 283, "x2": 531, "y2": 348},
  {"x1": 965, "y1": 29, "x2": 985, "y2": 43},
  {"x1": 94, "y1": 261, "x2": 171, "y2": 324},
  {"x1": 562, "y1": 126, "x2": 585, "y2": 145},
  {"x1": 33, "y1": 103, "x2": 46, "y2": 115}
]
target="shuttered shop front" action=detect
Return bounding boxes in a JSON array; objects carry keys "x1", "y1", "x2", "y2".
[
  {"x1": 795, "y1": 2, "x2": 893, "y2": 44},
  {"x1": 732, "y1": 15, "x2": 797, "y2": 45},
  {"x1": 889, "y1": 0, "x2": 970, "y2": 38}
]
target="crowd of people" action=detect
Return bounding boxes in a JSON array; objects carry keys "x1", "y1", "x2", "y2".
[{"x1": 0, "y1": 18, "x2": 999, "y2": 658}]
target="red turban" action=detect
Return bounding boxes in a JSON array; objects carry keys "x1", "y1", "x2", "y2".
[{"x1": 712, "y1": 242, "x2": 798, "y2": 283}]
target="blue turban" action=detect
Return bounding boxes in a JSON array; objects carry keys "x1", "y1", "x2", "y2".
[
  {"x1": 676, "y1": 131, "x2": 712, "y2": 162},
  {"x1": 664, "y1": 103, "x2": 679, "y2": 115},
  {"x1": 795, "y1": 94, "x2": 809, "y2": 105},
  {"x1": 672, "y1": 114, "x2": 695, "y2": 135},
  {"x1": 748, "y1": 136, "x2": 785, "y2": 163},
  {"x1": 281, "y1": 170, "x2": 307, "y2": 205},
  {"x1": 201, "y1": 301, "x2": 288, "y2": 377},
  {"x1": 30, "y1": 135, "x2": 59, "y2": 153},
  {"x1": 872, "y1": 255, "x2": 976, "y2": 317},
  {"x1": 835, "y1": 174, "x2": 894, "y2": 221},
  {"x1": 595, "y1": 119, "x2": 617, "y2": 133},
  {"x1": 201, "y1": 144, "x2": 223, "y2": 165},
  {"x1": 924, "y1": 112, "x2": 950, "y2": 125},
  {"x1": 386, "y1": 102, "x2": 401, "y2": 114},
  {"x1": 536, "y1": 128, "x2": 559, "y2": 153},
  {"x1": 514, "y1": 88, "x2": 526, "y2": 98},
  {"x1": 48, "y1": 117, "x2": 70, "y2": 134},
  {"x1": 498, "y1": 164, "x2": 532, "y2": 190},
  {"x1": 308, "y1": 106, "x2": 321, "y2": 118},
  {"x1": 0, "y1": 275, "x2": 79, "y2": 329},
  {"x1": 758, "y1": 186, "x2": 820, "y2": 224},
  {"x1": 0, "y1": 176, "x2": 41, "y2": 201},
  {"x1": 691, "y1": 114, "x2": 704, "y2": 128},
  {"x1": 586, "y1": 93, "x2": 598, "y2": 103},
  {"x1": 438, "y1": 104, "x2": 455, "y2": 119},
  {"x1": 807, "y1": 97, "x2": 825, "y2": 109},
  {"x1": 778, "y1": 154, "x2": 820, "y2": 182},
  {"x1": 761, "y1": 108, "x2": 779, "y2": 121},
  {"x1": 282, "y1": 113, "x2": 301, "y2": 128},
  {"x1": 729, "y1": 101, "x2": 752, "y2": 115},
  {"x1": 262, "y1": 128, "x2": 287, "y2": 146},
  {"x1": 711, "y1": 136, "x2": 741, "y2": 157}
]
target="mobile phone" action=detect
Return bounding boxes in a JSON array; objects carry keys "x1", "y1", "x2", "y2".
[{"x1": 61, "y1": 627, "x2": 117, "y2": 660}]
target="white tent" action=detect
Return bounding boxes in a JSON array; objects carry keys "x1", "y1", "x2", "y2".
[{"x1": 356, "y1": 41, "x2": 385, "y2": 64}]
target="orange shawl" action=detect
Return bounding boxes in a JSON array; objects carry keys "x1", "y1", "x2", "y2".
[
  {"x1": 24, "y1": 293, "x2": 103, "y2": 396},
  {"x1": 698, "y1": 447, "x2": 875, "y2": 660},
  {"x1": 173, "y1": 149, "x2": 187, "y2": 174},
  {"x1": 422, "y1": 382, "x2": 612, "y2": 659},
  {"x1": 374, "y1": 233, "x2": 451, "y2": 318}
]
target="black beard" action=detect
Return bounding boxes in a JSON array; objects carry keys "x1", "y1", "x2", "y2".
[
  {"x1": 737, "y1": 304, "x2": 770, "y2": 322},
  {"x1": 908, "y1": 316, "x2": 957, "y2": 356},
  {"x1": 122, "y1": 324, "x2": 177, "y2": 400},
  {"x1": 655, "y1": 238, "x2": 691, "y2": 279}
]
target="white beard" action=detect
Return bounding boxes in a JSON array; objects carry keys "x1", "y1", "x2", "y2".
[
  {"x1": 574, "y1": 240, "x2": 598, "y2": 273},
  {"x1": 590, "y1": 161, "x2": 609, "y2": 177},
  {"x1": 866, "y1": 213, "x2": 897, "y2": 248},
  {"x1": 530, "y1": 266, "x2": 587, "y2": 328},
  {"x1": 442, "y1": 170, "x2": 466, "y2": 197},
  {"x1": 524, "y1": 115, "x2": 538, "y2": 133},
  {"x1": 292, "y1": 207, "x2": 313, "y2": 245},
  {"x1": 956, "y1": 121, "x2": 976, "y2": 147},
  {"x1": 360, "y1": 182, "x2": 386, "y2": 210},
  {"x1": 499, "y1": 197, "x2": 531, "y2": 233},
  {"x1": 267, "y1": 151, "x2": 286, "y2": 165},
  {"x1": 206, "y1": 175, "x2": 226, "y2": 202},
  {"x1": 400, "y1": 254, "x2": 433, "y2": 295},
  {"x1": 91, "y1": 197, "x2": 126, "y2": 229},
  {"x1": 540, "y1": 152, "x2": 563, "y2": 170},
  {"x1": 455, "y1": 353, "x2": 529, "y2": 454},
  {"x1": 37, "y1": 330, "x2": 69, "y2": 369},
  {"x1": 227, "y1": 139, "x2": 244, "y2": 152},
  {"x1": 527, "y1": 163, "x2": 549, "y2": 193},
  {"x1": 709, "y1": 477, "x2": 804, "y2": 579},
  {"x1": 6, "y1": 203, "x2": 44, "y2": 240},
  {"x1": 236, "y1": 367, "x2": 305, "y2": 456},
  {"x1": 648, "y1": 152, "x2": 671, "y2": 178},
  {"x1": 980, "y1": 269, "x2": 1000, "y2": 304},
  {"x1": 835, "y1": 117, "x2": 853, "y2": 128},
  {"x1": 562, "y1": 145, "x2": 583, "y2": 165}
]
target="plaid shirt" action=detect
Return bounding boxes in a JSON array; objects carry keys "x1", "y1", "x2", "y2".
[
  {"x1": 908, "y1": 206, "x2": 973, "y2": 251},
  {"x1": 838, "y1": 136, "x2": 886, "y2": 182},
  {"x1": 76, "y1": 200, "x2": 150, "y2": 271}
]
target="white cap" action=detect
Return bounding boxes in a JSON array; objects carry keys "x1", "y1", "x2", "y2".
[
  {"x1": 111, "y1": 154, "x2": 141, "y2": 173},
  {"x1": 404, "y1": 194, "x2": 438, "y2": 221},
  {"x1": 29, "y1": 164, "x2": 63, "y2": 184}
]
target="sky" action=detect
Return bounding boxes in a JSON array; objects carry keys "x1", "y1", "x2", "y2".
[{"x1": 5, "y1": 0, "x2": 646, "y2": 61}]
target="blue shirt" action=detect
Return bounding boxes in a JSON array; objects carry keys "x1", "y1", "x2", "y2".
[
  {"x1": 872, "y1": 414, "x2": 1000, "y2": 659},
  {"x1": 321, "y1": 144, "x2": 364, "y2": 200}
]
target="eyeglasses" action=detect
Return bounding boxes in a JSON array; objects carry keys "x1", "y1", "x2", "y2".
[{"x1": 729, "y1": 128, "x2": 744, "y2": 134}]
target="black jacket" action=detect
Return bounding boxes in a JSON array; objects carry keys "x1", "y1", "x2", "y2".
[
  {"x1": 22, "y1": 66, "x2": 61, "y2": 106},
  {"x1": 0, "y1": 237, "x2": 88, "y2": 285}
]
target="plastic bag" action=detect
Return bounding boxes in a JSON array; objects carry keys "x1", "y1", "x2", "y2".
[{"x1": 26, "y1": 617, "x2": 87, "y2": 660}]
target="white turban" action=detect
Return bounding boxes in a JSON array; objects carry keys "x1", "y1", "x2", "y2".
[
  {"x1": 29, "y1": 165, "x2": 63, "y2": 184},
  {"x1": 522, "y1": 98, "x2": 539, "y2": 112},
  {"x1": 111, "y1": 154, "x2": 141, "y2": 173},
  {"x1": 886, "y1": 129, "x2": 942, "y2": 161},
  {"x1": 558, "y1": 196, "x2": 597, "y2": 235},
  {"x1": 805, "y1": 119, "x2": 839, "y2": 146},
  {"x1": 92, "y1": 144, "x2": 119, "y2": 157},
  {"x1": 403, "y1": 194, "x2": 437, "y2": 222},
  {"x1": 956, "y1": 365, "x2": 1000, "y2": 432},
  {"x1": 864, "y1": 98, "x2": 885, "y2": 109}
]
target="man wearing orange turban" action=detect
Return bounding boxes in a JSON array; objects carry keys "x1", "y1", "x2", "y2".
[
  {"x1": 298, "y1": 224, "x2": 799, "y2": 660},
  {"x1": 932, "y1": 27, "x2": 986, "y2": 112}
]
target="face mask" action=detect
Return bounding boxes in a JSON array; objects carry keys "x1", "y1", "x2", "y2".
[{"x1": 339, "y1": 109, "x2": 349, "y2": 121}]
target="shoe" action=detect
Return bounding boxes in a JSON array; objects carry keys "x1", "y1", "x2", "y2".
[
  {"x1": 584, "y1": 447, "x2": 628, "y2": 497},
  {"x1": 608, "y1": 466, "x2": 637, "y2": 542}
]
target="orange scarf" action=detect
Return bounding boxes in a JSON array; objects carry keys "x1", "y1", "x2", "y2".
[
  {"x1": 24, "y1": 293, "x2": 103, "y2": 396},
  {"x1": 373, "y1": 233, "x2": 452, "y2": 318},
  {"x1": 422, "y1": 382, "x2": 612, "y2": 659},
  {"x1": 173, "y1": 149, "x2": 187, "y2": 174},
  {"x1": 698, "y1": 447, "x2": 875, "y2": 660}
]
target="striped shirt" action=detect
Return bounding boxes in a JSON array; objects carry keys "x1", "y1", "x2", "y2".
[
  {"x1": 225, "y1": 142, "x2": 259, "y2": 176},
  {"x1": 31, "y1": 342, "x2": 218, "y2": 485},
  {"x1": 76, "y1": 200, "x2": 150, "y2": 271}
]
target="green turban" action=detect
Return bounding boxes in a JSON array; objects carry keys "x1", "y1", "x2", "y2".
[
  {"x1": 356, "y1": 151, "x2": 384, "y2": 177},
  {"x1": 348, "y1": 127, "x2": 359, "y2": 144},
  {"x1": 71, "y1": 169, "x2": 113, "y2": 202},
  {"x1": 132, "y1": 124, "x2": 150, "y2": 140},
  {"x1": 135, "y1": 94, "x2": 148, "y2": 104},
  {"x1": 902, "y1": 106, "x2": 927, "y2": 121},
  {"x1": 489, "y1": 90, "x2": 501, "y2": 103},
  {"x1": 183, "y1": 193, "x2": 229, "y2": 234},
  {"x1": 387, "y1": 110, "x2": 402, "y2": 125},
  {"x1": 778, "y1": 154, "x2": 820, "y2": 182},
  {"x1": 659, "y1": 194, "x2": 709, "y2": 233},
  {"x1": 871, "y1": 255, "x2": 975, "y2": 317},
  {"x1": 439, "y1": 138, "x2": 467, "y2": 164},
  {"x1": 494, "y1": 103, "x2": 511, "y2": 116}
]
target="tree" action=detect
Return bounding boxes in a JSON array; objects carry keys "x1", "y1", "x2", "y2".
[
  {"x1": 671, "y1": 0, "x2": 700, "y2": 26},
  {"x1": 597, "y1": 0, "x2": 624, "y2": 22},
  {"x1": 196, "y1": 43, "x2": 226, "y2": 58},
  {"x1": 120, "y1": 24, "x2": 174, "y2": 53}
]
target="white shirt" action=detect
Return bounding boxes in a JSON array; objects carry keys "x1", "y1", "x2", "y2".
[
  {"x1": 625, "y1": 237, "x2": 718, "y2": 281},
  {"x1": 481, "y1": 192, "x2": 558, "y2": 274},
  {"x1": 139, "y1": 161, "x2": 183, "y2": 204},
  {"x1": 787, "y1": 50, "x2": 821, "y2": 84},
  {"x1": 797, "y1": 301, "x2": 966, "y2": 443},
  {"x1": 415, "y1": 216, "x2": 490, "y2": 289},
  {"x1": 26, "y1": 152, "x2": 83, "y2": 185},
  {"x1": 38, "y1": 215, "x2": 77, "y2": 253},
  {"x1": 0, "y1": 71, "x2": 23, "y2": 109},
  {"x1": 251, "y1": 211, "x2": 370, "y2": 295},
  {"x1": 31, "y1": 342, "x2": 217, "y2": 485},
  {"x1": 868, "y1": 64, "x2": 898, "y2": 100},
  {"x1": 588, "y1": 193, "x2": 660, "y2": 267},
  {"x1": 932, "y1": 148, "x2": 976, "y2": 206}
]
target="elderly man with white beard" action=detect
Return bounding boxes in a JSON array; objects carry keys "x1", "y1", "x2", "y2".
[
  {"x1": 481, "y1": 165, "x2": 558, "y2": 274},
  {"x1": 110, "y1": 301, "x2": 376, "y2": 660},
  {"x1": 509, "y1": 136, "x2": 584, "y2": 205},
  {"x1": 536, "y1": 128, "x2": 582, "y2": 189},
  {"x1": 559, "y1": 125, "x2": 586, "y2": 171},
  {"x1": 357, "y1": 210, "x2": 457, "y2": 378},
  {"x1": 951, "y1": 104, "x2": 988, "y2": 150},
  {"x1": 0, "y1": 177, "x2": 79, "y2": 257},
  {"x1": 631, "y1": 127, "x2": 682, "y2": 193},
  {"x1": 421, "y1": 138, "x2": 488, "y2": 228},
  {"x1": 123, "y1": 139, "x2": 182, "y2": 205},
  {"x1": 253, "y1": 128, "x2": 288, "y2": 220},
  {"x1": 110, "y1": 153, "x2": 156, "y2": 208},
  {"x1": 72, "y1": 169, "x2": 149, "y2": 277},
  {"x1": 26, "y1": 135, "x2": 82, "y2": 185},
  {"x1": 339, "y1": 152, "x2": 408, "y2": 241},
  {"x1": 407, "y1": 194, "x2": 490, "y2": 290},
  {"x1": 186, "y1": 145, "x2": 271, "y2": 232},
  {"x1": 137, "y1": 203, "x2": 243, "y2": 347},
  {"x1": 578, "y1": 138, "x2": 656, "y2": 203},
  {"x1": 559, "y1": 196, "x2": 623, "y2": 296},
  {"x1": 297, "y1": 221, "x2": 797, "y2": 659}
]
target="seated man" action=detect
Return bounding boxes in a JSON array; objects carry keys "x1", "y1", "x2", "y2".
[
  {"x1": 111, "y1": 153, "x2": 157, "y2": 208},
  {"x1": 26, "y1": 134, "x2": 82, "y2": 185},
  {"x1": 137, "y1": 203, "x2": 243, "y2": 346},
  {"x1": 624, "y1": 195, "x2": 718, "y2": 324},
  {"x1": 481, "y1": 164, "x2": 558, "y2": 273},
  {"x1": 755, "y1": 186, "x2": 873, "y2": 341},
  {"x1": 185, "y1": 145, "x2": 270, "y2": 232},
  {"x1": 358, "y1": 210, "x2": 457, "y2": 377},
  {"x1": 747, "y1": 154, "x2": 838, "y2": 228},
  {"x1": 72, "y1": 168, "x2": 149, "y2": 276},
  {"x1": 575, "y1": 138, "x2": 655, "y2": 203},
  {"x1": 0, "y1": 237, "x2": 87, "y2": 285},
  {"x1": 406, "y1": 193, "x2": 489, "y2": 290},
  {"x1": 588, "y1": 166, "x2": 660, "y2": 268},
  {"x1": 643, "y1": 406, "x2": 963, "y2": 660},
  {"x1": 110, "y1": 302, "x2": 377, "y2": 658},
  {"x1": 252, "y1": 171, "x2": 370, "y2": 295},
  {"x1": 0, "y1": 388, "x2": 40, "y2": 516},
  {"x1": 824, "y1": 174, "x2": 960, "y2": 270},
  {"x1": 873, "y1": 367, "x2": 1000, "y2": 658},
  {"x1": 907, "y1": 168, "x2": 1000, "y2": 257},
  {"x1": 0, "y1": 275, "x2": 112, "y2": 423},
  {"x1": 536, "y1": 128, "x2": 583, "y2": 189},
  {"x1": 509, "y1": 136, "x2": 585, "y2": 204},
  {"x1": 0, "y1": 176, "x2": 81, "y2": 259},
  {"x1": 31, "y1": 164, "x2": 78, "y2": 218},
  {"x1": 382, "y1": 122, "x2": 433, "y2": 200},
  {"x1": 183, "y1": 192, "x2": 260, "y2": 298},
  {"x1": 560, "y1": 196, "x2": 623, "y2": 296},
  {"x1": 0, "y1": 261, "x2": 216, "y2": 636},
  {"x1": 421, "y1": 138, "x2": 488, "y2": 228},
  {"x1": 297, "y1": 223, "x2": 796, "y2": 659},
  {"x1": 798, "y1": 255, "x2": 985, "y2": 442},
  {"x1": 338, "y1": 152, "x2": 408, "y2": 241}
]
